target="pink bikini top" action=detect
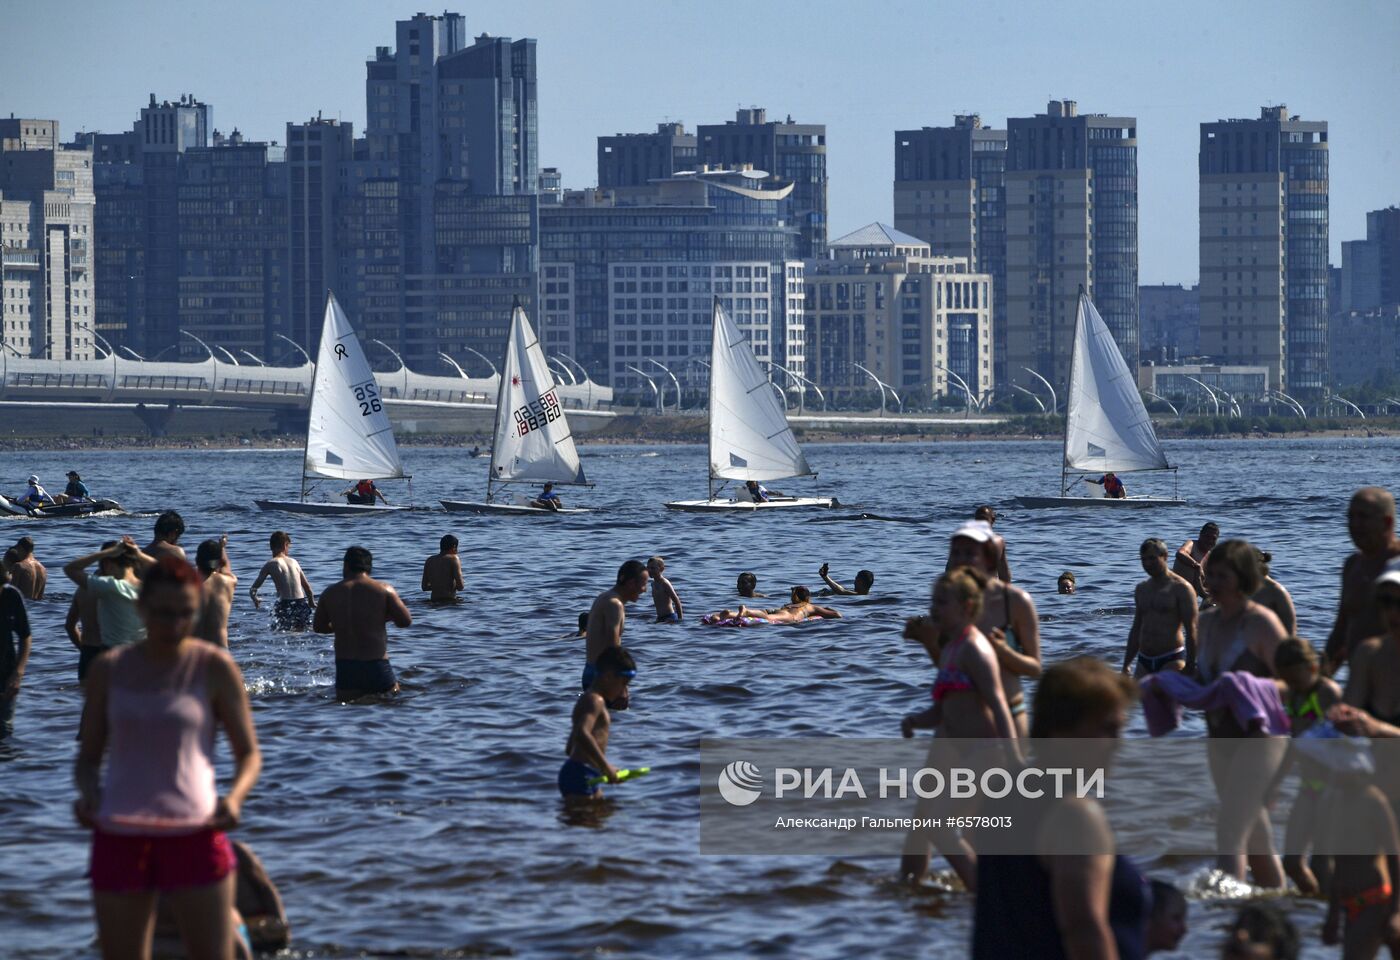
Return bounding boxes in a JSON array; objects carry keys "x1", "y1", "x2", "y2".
[{"x1": 931, "y1": 627, "x2": 977, "y2": 704}]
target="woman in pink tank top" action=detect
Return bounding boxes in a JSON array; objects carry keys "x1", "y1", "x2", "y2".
[{"x1": 76, "y1": 556, "x2": 261, "y2": 960}]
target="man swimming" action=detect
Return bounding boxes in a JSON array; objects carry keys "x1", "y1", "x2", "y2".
[
  {"x1": 249, "y1": 531, "x2": 316, "y2": 631},
  {"x1": 559, "y1": 646, "x2": 636, "y2": 799},
  {"x1": 1123, "y1": 538, "x2": 1198, "y2": 676},
  {"x1": 737, "y1": 572, "x2": 767, "y2": 599},
  {"x1": 818, "y1": 563, "x2": 874, "y2": 596},
  {"x1": 648, "y1": 556, "x2": 683, "y2": 623},
  {"x1": 530, "y1": 482, "x2": 563, "y2": 512},
  {"x1": 146, "y1": 510, "x2": 187, "y2": 562},
  {"x1": 1057, "y1": 571, "x2": 1077, "y2": 595},
  {"x1": 1173, "y1": 521, "x2": 1219, "y2": 606},
  {"x1": 421, "y1": 535, "x2": 465, "y2": 604},
  {"x1": 582, "y1": 560, "x2": 649, "y2": 691},
  {"x1": 194, "y1": 536, "x2": 238, "y2": 648},
  {"x1": 1324, "y1": 487, "x2": 1400, "y2": 674},
  {"x1": 313, "y1": 546, "x2": 412, "y2": 702}
]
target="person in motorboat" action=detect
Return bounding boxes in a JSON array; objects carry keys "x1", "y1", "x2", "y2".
[
  {"x1": 468, "y1": 445, "x2": 482, "y2": 458},
  {"x1": 64, "y1": 470, "x2": 91, "y2": 502},
  {"x1": 1085, "y1": 472, "x2": 1127, "y2": 499},
  {"x1": 342, "y1": 479, "x2": 389, "y2": 507},
  {"x1": 530, "y1": 482, "x2": 563, "y2": 512},
  {"x1": 17, "y1": 476, "x2": 55, "y2": 510}
]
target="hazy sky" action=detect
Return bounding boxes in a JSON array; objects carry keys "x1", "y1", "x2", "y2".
[{"x1": 4, "y1": 0, "x2": 1397, "y2": 283}]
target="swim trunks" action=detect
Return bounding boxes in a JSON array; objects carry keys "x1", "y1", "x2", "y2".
[
  {"x1": 558, "y1": 758, "x2": 602, "y2": 797},
  {"x1": 1137, "y1": 647, "x2": 1187, "y2": 675},
  {"x1": 657, "y1": 612, "x2": 681, "y2": 624},
  {"x1": 334, "y1": 658, "x2": 397, "y2": 696},
  {"x1": 581, "y1": 661, "x2": 597, "y2": 692},
  {"x1": 272, "y1": 597, "x2": 314, "y2": 632},
  {"x1": 89, "y1": 827, "x2": 235, "y2": 893}
]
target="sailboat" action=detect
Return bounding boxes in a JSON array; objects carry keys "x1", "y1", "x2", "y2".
[
  {"x1": 440, "y1": 305, "x2": 590, "y2": 515},
  {"x1": 665, "y1": 300, "x2": 836, "y2": 512},
  {"x1": 1015, "y1": 291, "x2": 1184, "y2": 508},
  {"x1": 254, "y1": 293, "x2": 411, "y2": 515}
]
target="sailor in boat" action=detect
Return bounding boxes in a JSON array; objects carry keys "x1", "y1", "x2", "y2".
[
  {"x1": 530, "y1": 482, "x2": 563, "y2": 512},
  {"x1": 17, "y1": 476, "x2": 56, "y2": 510},
  {"x1": 342, "y1": 479, "x2": 389, "y2": 506},
  {"x1": 469, "y1": 445, "x2": 483, "y2": 458},
  {"x1": 743, "y1": 480, "x2": 783, "y2": 503},
  {"x1": 1085, "y1": 472, "x2": 1127, "y2": 499},
  {"x1": 64, "y1": 470, "x2": 92, "y2": 503}
]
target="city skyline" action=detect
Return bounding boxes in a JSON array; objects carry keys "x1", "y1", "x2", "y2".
[{"x1": 5, "y1": 0, "x2": 1397, "y2": 286}]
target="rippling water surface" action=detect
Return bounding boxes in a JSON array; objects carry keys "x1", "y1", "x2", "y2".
[{"x1": 3, "y1": 437, "x2": 1395, "y2": 958}]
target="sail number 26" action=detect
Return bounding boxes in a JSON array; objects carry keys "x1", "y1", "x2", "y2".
[
  {"x1": 352, "y1": 379, "x2": 383, "y2": 417},
  {"x1": 513, "y1": 390, "x2": 562, "y2": 436}
]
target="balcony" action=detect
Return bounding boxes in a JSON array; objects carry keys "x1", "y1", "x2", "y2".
[{"x1": 1, "y1": 248, "x2": 41, "y2": 269}]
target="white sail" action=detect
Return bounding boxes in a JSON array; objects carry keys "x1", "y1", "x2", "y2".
[
  {"x1": 489, "y1": 306, "x2": 586, "y2": 486},
  {"x1": 303, "y1": 294, "x2": 404, "y2": 481},
  {"x1": 708, "y1": 300, "x2": 813, "y2": 482},
  {"x1": 1063, "y1": 293, "x2": 1169, "y2": 473}
]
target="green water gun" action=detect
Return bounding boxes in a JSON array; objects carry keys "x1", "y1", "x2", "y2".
[{"x1": 588, "y1": 766, "x2": 652, "y2": 787}]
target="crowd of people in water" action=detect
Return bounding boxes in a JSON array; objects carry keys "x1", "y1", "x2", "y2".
[{"x1": 4, "y1": 487, "x2": 1400, "y2": 958}]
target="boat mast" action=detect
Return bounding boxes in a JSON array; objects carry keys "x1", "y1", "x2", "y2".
[
  {"x1": 485, "y1": 300, "x2": 518, "y2": 503},
  {"x1": 300, "y1": 293, "x2": 327, "y2": 504},
  {"x1": 708, "y1": 296, "x2": 718, "y2": 502},
  {"x1": 1060, "y1": 286, "x2": 1085, "y2": 498}
]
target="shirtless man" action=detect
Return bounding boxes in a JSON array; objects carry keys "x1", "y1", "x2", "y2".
[
  {"x1": 146, "y1": 510, "x2": 187, "y2": 562},
  {"x1": 7, "y1": 537, "x2": 46, "y2": 599},
  {"x1": 648, "y1": 556, "x2": 683, "y2": 623},
  {"x1": 1174, "y1": 521, "x2": 1219, "y2": 607},
  {"x1": 421, "y1": 535, "x2": 465, "y2": 605},
  {"x1": 1123, "y1": 538, "x2": 1198, "y2": 677},
  {"x1": 737, "y1": 571, "x2": 766, "y2": 599},
  {"x1": 745, "y1": 585, "x2": 841, "y2": 623},
  {"x1": 946, "y1": 520, "x2": 1041, "y2": 738},
  {"x1": 194, "y1": 536, "x2": 237, "y2": 648},
  {"x1": 583, "y1": 559, "x2": 649, "y2": 691},
  {"x1": 313, "y1": 546, "x2": 412, "y2": 701},
  {"x1": 1252, "y1": 549, "x2": 1297, "y2": 637},
  {"x1": 250, "y1": 531, "x2": 316, "y2": 631},
  {"x1": 1324, "y1": 487, "x2": 1400, "y2": 675},
  {"x1": 819, "y1": 563, "x2": 874, "y2": 596},
  {"x1": 974, "y1": 506, "x2": 1012, "y2": 582}
]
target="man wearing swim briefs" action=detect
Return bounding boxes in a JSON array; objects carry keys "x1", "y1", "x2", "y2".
[
  {"x1": 1123, "y1": 538, "x2": 1198, "y2": 677},
  {"x1": 313, "y1": 546, "x2": 412, "y2": 702},
  {"x1": 250, "y1": 532, "x2": 316, "y2": 631},
  {"x1": 583, "y1": 559, "x2": 648, "y2": 691}
]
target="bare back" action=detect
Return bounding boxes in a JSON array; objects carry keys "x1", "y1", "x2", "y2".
[
  {"x1": 421, "y1": 553, "x2": 463, "y2": 603},
  {"x1": 196, "y1": 570, "x2": 237, "y2": 648},
  {"x1": 261, "y1": 556, "x2": 306, "y2": 600},
  {"x1": 315, "y1": 575, "x2": 410, "y2": 660},
  {"x1": 585, "y1": 589, "x2": 626, "y2": 663},
  {"x1": 9, "y1": 559, "x2": 44, "y2": 600},
  {"x1": 146, "y1": 540, "x2": 187, "y2": 562}
]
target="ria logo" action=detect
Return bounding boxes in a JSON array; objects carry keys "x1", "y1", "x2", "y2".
[{"x1": 717, "y1": 760, "x2": 764, "y2": 806}]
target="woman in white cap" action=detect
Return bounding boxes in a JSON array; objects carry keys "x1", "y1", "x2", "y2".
[
  {"x1": 946, "y1": 519, "x2": 1042, "y2": 737},
  {"x1": 18, "y1": 476, "x2": 54, "y2": 510}
]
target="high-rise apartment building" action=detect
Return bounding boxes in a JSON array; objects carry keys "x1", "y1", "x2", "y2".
[
  {"x1": 539, "y1": 169, "x2": 804, "y2": 391},
  {"x1": 1341, "y1": 207, "x2": 1400, "y2": 313},
  {"x1": 804, "y1": 223, "x2": 993, "y2": 402},
  {"x1": 893, "y1": 115, "x2": 1007, "y2": 383},
  {"x1": 1199, "y1": 105, "x2": 1329, "y2": 397},
  {"x1": 597, "y1": 123, "x2": 697, "y2": 189},
  {"x1": 0, "y1": 118, "x2": 97, "y2": 360},
  {"x1": 699, "y1": 109, "x2": 827, "y2": 259},
  {"x1": 1139, "y1": 283, "x2": 1201, "y2": 360},
  {"x1": 1004, "y1": 99, "x2": 1139, "y2": 390},
  {"x1": 285, "y1": 117, "x2": 353, "y2": 353}
]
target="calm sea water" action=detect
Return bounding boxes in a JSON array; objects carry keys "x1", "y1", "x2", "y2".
[{"x1": 2, "y1": 437, "x2": 1396, "y2": 958}]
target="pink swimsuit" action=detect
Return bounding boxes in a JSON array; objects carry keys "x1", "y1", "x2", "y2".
[{"x1": 931, "y1": 627, "x2": 977, "y2": 704}]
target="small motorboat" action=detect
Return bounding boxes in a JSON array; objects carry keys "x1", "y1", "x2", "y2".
[{"x1": 1, "y1": 495, "x2": 123, "y2": 518}]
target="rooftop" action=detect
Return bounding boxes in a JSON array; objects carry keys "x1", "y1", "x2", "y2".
[{"x1": 829, "y1": 222, "x2": 927, "y2": 249}]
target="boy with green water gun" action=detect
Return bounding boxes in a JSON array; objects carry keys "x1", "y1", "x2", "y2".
[{"x1": 559, "y1": 646, "x2": 638, "y2": 799}]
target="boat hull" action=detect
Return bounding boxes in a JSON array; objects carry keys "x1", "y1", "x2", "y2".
[
  {"x1": 253, "y1": 500, "x2": 410, "y2": 516},
  {"x1": 440, "y1": 499, "x2": 590, "y2": 515},
  {"x1": 664, "y1": 497, "x2": 837, "y2": 513},
  {"x1": 1013, "y1": 495, "x2": 1186, "y2": 509},
  {"x1": 1, "y1": 496, "x2": 123, "y2": 518}
]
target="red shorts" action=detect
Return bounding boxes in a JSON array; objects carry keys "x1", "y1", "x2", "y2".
[{"x1": 90, "y1": 828, "x2": 236, "y2": 893}]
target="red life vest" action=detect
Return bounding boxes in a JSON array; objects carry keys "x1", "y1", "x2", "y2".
[
  {"x1": 1104, "y1": 475, "x2": 1124, "y2": 497},
  {"x1": 356, "y1": 479, "x2": 375, "y2": 496}
]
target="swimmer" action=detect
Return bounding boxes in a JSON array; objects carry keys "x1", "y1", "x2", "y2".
[
  {"x1": 249, "y1": 531, "x2": 315, "y2": 631},
  {"x1": 818, "y1": 563, "x2": 874, "y2": 596},
  {"x1": 737, "y1": 571, "x2": 767, "y2": 599},
  {"x1": 1057, "y1": 571, "x2": 1077, "y2": 595},
  {"x1": 732, "y1": 585, "x2": 841, "y2": 624},
  {"x1": 1273, "y1": 637, "x2": 1341, "y2": 896},
  {"x1": 582, "y1": 560, "x2": 648, "y2": 691},
  {"x1": 421, "y1": 535, "x2": 465, "y2": 604},
  {"x1": 974, "y1": 505, "x2": 1012, "y2": 582},
  {"x1": 1146, "y1": 879, "x2": 1188, "y2": 955},
  {"x1": 559, "y1": 645, "x2": 636, "y2": 799},
  {"x1": 194, "y1": 536, "x2": 237, "y2": 648},
  {"x1": 575, "y1": 612, "x2": 588, "y2": 638},
  {"x1": 313, "y1": 546, "x2": 412, "y2": 702},
  {"x1": 7, "y1": 537, "x2": 45, "y2": 600},
  {"x1": 1252, "y1": 548, "x2": 1297, "y2": 636},
  {"x1": 1325, "y1": 487, "x2": 1400, "y2": 674},
  {"x1": 1123, "y1": 538, "x2": 1198, "y2": 677},
  {"x1": 647, "y1": 556, "x2": 683, "y2": 623},
  {"x1": 146, "y1": 510, "x2": 188, "y2": 562},
  {"x1": 1174, "y1": 521, "x2": 1219, "y2": 607}
]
